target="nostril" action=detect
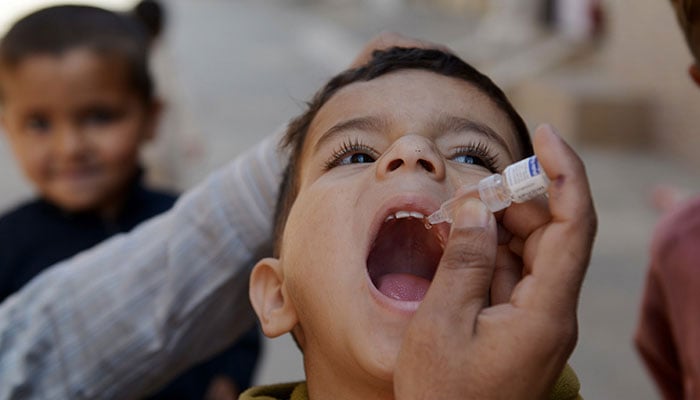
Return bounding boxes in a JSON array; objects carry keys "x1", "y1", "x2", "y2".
[
  {"x1": 418, "y1": 159, "x2": 435, "y2": 173},
  {"x1": 387, "y1": 159, "x2": 403, "y2": 172}
]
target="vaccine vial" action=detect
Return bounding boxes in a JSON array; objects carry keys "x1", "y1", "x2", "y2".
[{"x1": 427, "y1": 155, "x2": 550, "y2": 225}]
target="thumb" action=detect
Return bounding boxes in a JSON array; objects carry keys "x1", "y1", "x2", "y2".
[{"x1": 422, "y1": 198, "x2": 498, "y2": 325}]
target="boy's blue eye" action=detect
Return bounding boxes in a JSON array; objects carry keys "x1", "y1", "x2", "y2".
[
  {"x1": 338, "y1": 152, "x2": 375, "y2": 166},
  {"x1": 325, "y1": 139, "x2": 378, "y2": 170},
  {"x1": 452, "y1": 154, "x2": 487, "y2": 167},
  {"x1": 450, "y1": 144, "x2": 498, "y2": 172}
]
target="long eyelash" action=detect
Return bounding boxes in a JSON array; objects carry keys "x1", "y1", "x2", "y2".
[
  {"x1": 324, "y1": 138, "x2": 377, "y2": 170},
  {"x1": 453, "y1": 141, "x2": 500, "y2": 172}
]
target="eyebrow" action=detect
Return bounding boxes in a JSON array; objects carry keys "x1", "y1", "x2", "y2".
[
  {"x1": 431, "y1": 115, "x2": 513, "y2": 157},
  {"x1": 313, "y1": 116, "x2": 388, "y2": 153}
]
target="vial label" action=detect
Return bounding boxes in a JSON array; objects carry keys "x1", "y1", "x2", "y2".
[{"x1": 504, "y1": 156, "x2": 549, "y2": 203}]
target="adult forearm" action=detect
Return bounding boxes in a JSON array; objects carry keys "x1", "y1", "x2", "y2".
[{"x1": 0, "y1": 132, "x2": 285, "y2": 399}]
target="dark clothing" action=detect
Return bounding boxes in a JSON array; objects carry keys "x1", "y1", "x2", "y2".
[
  {"x1": 238, "y1": 364, "x2": 582, "y2": 400},
  {"x1": 0, "y1": 184, "x2": 176, "y2": 298},
  {"x1": 0, "y1": 178, "x2": 260, "y2": 399}
]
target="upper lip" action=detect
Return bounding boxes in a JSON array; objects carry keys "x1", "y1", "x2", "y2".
[{"x1": 366, "y1": 192, "x2": 450, "y2": 258}]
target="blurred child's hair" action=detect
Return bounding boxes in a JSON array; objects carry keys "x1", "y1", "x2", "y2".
[
  {"x1": 272, "y1": 47, "x2": 533, "y2": 256},
  {"x1": 0, "y1": 0, "x2": 164, "y2": 103},
  {"x1": 669, "y1": 0, "x2": 699, "y2": 61}
]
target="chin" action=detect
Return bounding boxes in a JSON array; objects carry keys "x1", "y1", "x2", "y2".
[
  {"x1": 47, "y1": 192, "x2": 103, "y2": 213},
  {"x1": 359, "y1": 340, "x2": 402, "y2": 383}
]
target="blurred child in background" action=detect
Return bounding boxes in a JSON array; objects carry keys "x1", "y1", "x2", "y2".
[{"x1": 0, "y1": 2, "x2": 259, "y2": 398}]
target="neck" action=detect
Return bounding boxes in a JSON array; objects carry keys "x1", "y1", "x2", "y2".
[
  {"x1": 304, "y1": 354, "x2": 395, "y2": 400},
  {"x1": 96, "y1": 168, "x2": 141, "y2": 221}
]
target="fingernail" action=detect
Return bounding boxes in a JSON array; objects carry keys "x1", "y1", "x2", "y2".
[{"x1": 453, "y1": 198, "x2": 490, "y2": 229}]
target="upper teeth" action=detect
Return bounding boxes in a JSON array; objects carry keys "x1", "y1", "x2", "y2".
[{"x1": 385, "y1": 210, "x2": 425, "y2": 222}]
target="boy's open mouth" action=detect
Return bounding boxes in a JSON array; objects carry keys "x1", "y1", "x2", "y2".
[{"x1": 367, "y1": 211, "x2": 445, "y2": 302}]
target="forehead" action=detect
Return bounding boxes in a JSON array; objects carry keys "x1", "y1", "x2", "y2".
[
  {"x1": 306, "y1": 69, "x2": 521, "y2": 157},
  {"x1": 0, "y1": 48, "x2": 132, "y2": 105}
]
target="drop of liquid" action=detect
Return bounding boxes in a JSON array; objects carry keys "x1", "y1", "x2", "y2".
[{"x1": 423, "y1": 218, "x2": 432, "y2": 230}]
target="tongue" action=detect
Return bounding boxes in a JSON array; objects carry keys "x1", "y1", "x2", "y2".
[{"x1": 377, "y1": 273, "x2": 430, "y2": 301}]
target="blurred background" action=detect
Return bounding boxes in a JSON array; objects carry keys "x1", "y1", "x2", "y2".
[{"x1": 1, "y1": 0, "x2": 699, "y2": 398}]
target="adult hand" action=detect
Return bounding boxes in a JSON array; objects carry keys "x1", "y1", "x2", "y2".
[
  {"x1": 394, "y1": 124, "x2": 597, "y2": 399},
  {"x1": 349, "y1": 31, "x2": 452, "y2": 68}
]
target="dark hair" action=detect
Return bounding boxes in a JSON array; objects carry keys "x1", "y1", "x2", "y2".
[
  {"x1": 670, "y1": 0, "x2": 700, "y2": 62},
  {"x1": 0, "y1": 1, "x2": 164, "y2": 102},
  {"x1": 272, "y1": 47, "x2": 533, "y2": 256}
]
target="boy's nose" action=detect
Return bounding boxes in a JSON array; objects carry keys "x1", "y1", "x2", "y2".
[
  {"x1": 54, "y1": 127, "x2": 87, "y2": 158},
  {"x1": 376, "y1": 134, "x2": 445, "y2": 180}
]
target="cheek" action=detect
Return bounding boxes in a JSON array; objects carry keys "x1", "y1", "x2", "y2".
[
  {"x1": 281, "y1": 182, "x2": 362, "y2": 303},
  {"x1": 285, "y1": 176, "x2": 360, "y2": 241},
  {"x1": 447, "y1": 165, "x2": 492, "y2": 189},
  {"x1": 90, "y1": 122, "x2": 145, "y2": 165},
  {"x1": 283, "y1": 185, "x2": 355, "y2": 263},
  {"x1": 7, "y1": 136, "x2": 50, "y2": 177}
]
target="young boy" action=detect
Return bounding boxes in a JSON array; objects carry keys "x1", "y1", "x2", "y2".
[
  {"x1": 244, "y1": 47, "x2": 583, "y2": 399},
  {"x1": 0, "y1": 4, "x2": 259, "y2": 399}
]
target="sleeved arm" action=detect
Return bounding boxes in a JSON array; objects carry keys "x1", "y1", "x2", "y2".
[
  {"x1": 0, "y1": 130, "x2": 286, "y2": 400},
  {"x1": 635, "y1": 199, "x2": 700, "y2": 400},
  {"x1": 635, "y1": 260, "x2": 683, "y2": 400}
]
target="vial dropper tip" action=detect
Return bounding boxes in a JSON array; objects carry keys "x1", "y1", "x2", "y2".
[{"x1": 426, "y1": 211, "x2": 446, "y2": 226}]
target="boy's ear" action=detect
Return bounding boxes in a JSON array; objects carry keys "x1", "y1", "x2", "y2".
[
  {"x1": 249, "y1": 257, "x2": 298, "y2": 338},
  {"x1": 690, "y1": 64, "x2": 700, "y2": 88}
]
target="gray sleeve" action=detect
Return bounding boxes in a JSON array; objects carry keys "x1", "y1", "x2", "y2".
[{"x1": 0, "y1": 130, "x2": 286, "y2": 400}]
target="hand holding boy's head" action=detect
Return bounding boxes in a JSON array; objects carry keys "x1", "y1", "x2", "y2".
[{"x1": 250, "y1": 47, "x2": 534, "y2": 398}]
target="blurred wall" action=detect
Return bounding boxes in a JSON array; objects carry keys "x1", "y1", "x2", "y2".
[
  {"x1": 424, "y1": 0, "x2": 700, "y2": 167},
  {"x1": 597, "y1": 0, "x2": 700, "y2": 166}
]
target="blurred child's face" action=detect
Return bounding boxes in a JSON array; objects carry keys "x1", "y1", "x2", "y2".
[
  {"x1": 0, "y1": 48, "x2": 157, "y2": 215},
  {"x1": 261, "y1": 70, "x2": 525, "y2": 394}
]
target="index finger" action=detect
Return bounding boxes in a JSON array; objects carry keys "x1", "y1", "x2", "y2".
[
  {"x1": 521, "y1": 124, "x2": 597, "y2": 316},
  {"x1": 421, "y1": 198, "x2": 498, "y2": 330}
]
